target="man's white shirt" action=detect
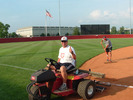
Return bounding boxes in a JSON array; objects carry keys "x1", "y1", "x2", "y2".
[{"x1": 58, "y1": 45, "x2": 76, "y2": 66}]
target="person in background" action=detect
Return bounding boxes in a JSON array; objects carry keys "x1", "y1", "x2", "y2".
[{"x1": 101, "y1": 36, "x2": 112, "y2": 62}]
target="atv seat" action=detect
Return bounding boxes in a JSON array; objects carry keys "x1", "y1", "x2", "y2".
[
  {"x1": 56, "y1": 61, "x2": 77, "y2": 73},
  {"x1": 56, "y1": 67, "x2": 77, "y2": 73},
  {"x1": 67, "y1": 67, "x2": 77, "y2": 73}
]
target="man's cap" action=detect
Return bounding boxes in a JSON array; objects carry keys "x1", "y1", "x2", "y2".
[{"x1": 61, "y1": 36, "x2": 68, "y2": 42}]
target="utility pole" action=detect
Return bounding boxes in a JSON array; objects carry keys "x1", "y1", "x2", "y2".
[
  {"x1": 130, "y1": 0, "x2": 132, "y2": 34},
  {"x1": 59, "y1": 0, "x2": 61, "y2": 36}
]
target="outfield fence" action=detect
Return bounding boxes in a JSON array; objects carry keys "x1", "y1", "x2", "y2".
[{"x1": 0, "y1": 34, "x2": 133, "y2": 43}]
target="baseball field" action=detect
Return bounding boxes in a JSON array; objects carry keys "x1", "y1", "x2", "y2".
[{"x1": 0, "y1": 38, "x2": 133, "y2": 100}]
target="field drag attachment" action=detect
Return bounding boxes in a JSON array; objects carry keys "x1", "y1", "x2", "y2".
[{"x1": 95, "y1": 81, "x2": 111, "y2": 92}]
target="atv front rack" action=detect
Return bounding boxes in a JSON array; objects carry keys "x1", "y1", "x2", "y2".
[{"x1": 79, "y1": 69, "x2": 105, "y2": 78}]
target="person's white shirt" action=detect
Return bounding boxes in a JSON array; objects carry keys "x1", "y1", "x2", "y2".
[{"x1": 58, "y1": 45, "x2": 76, "y2": 66}]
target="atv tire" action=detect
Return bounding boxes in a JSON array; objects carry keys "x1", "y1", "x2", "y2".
[
  {"x1": 77, "y1": 80, "x2": 96, "y2": 99},
  {"x1": 28, "y1": 85, "x2": 51, "y2": 100}
]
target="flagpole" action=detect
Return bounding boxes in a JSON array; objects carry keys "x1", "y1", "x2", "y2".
[
  {"x1": 45, "y1": 12, "x2": 47, "y2": 36},
  {"x1": 59, "y1": 0, "x2": 61, "y2": 36},
  {"x1": 130, "y1": 0, "x2": 132, "y2": 34}
]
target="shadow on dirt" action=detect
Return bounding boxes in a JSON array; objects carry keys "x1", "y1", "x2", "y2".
[
  {"x1": 92, "y1": 76, "x2": 133, "y2": 99},
  {"x1": 60, "y1": 76, "x2": 133, "y2": 100},
  {"x1": 104, "y1": 56, "x2": 133, "y2": 64},
  {"x1": 113, "y1": 56, "x2": 133, "y2": 62}
]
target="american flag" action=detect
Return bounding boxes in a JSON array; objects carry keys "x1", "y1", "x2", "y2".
[{"x1": 46, "y1": 10, "x2": 52, "y2": 18}]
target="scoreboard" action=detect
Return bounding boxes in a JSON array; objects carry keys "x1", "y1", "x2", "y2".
[{"x1": 81, "y1": 24, "x2": 110, "y2": 35}]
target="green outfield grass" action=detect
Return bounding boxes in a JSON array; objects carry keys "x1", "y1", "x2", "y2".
[{"x1": 0, "y1": 38, "x2": 133, "y2": 100}]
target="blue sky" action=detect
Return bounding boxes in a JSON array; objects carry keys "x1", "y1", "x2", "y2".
[{"x1": 0, "y1": 0, "x2": 133, "y2": 32}]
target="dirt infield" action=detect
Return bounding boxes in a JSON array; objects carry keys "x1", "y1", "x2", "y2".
[{"x1": 66, "y1": 46, "x2": 133, "y2": 100}]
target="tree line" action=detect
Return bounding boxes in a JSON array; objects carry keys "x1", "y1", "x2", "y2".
[
  {"x1": 70, "y1": 26, "x2": 131, "y2": 35},
  {"x1": 40, "y1": 26, "x2": 80, "y2": 36},
  {"x1": 0, "y1": 22, "x2": 18, "y2": 38},
  {"x1": 72, "y1": 26, "x2": 131, "y2": 35},
  {"x1": 0, "y1": 21, "x2": 132, "y2": 38},
  {"x1": 111, "y1": 26, "x2": 131, "y2": 34}
]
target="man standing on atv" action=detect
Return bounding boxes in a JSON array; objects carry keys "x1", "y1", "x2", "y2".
[
  {"x1": 57, "y1": 36, "x2": 76, "y2": 91},
  {"x1": 101, "y1": 36, "x2": 112, "y2": 62}
]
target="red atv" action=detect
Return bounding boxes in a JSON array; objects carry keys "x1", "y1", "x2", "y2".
[{"x1": 27, "y1": 58, "x2": 108, "y2": 100}]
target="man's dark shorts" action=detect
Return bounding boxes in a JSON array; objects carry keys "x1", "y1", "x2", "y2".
[
  {"x1": 55, "y1": 63, "x2": 75, "y2": 71},
  {"x1": 106, "y1": 47, "x2": 112, "y2": 52}
]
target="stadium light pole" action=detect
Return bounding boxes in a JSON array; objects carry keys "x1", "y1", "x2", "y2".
[
  {"x1": 130, "y1": 0, "x2": 132, "y2": 34},
  {"x1": 59, "y1": 0, "x2": 61, "y2": 36}
]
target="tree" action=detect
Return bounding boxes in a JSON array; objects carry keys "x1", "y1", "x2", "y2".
[
  {"x1": 111, "y1": 26, "x2": 117, "y2": 34},
  {"x1": 65, "y1": 33, "x2": 69, "y2": 36},
  {"x1": 56, "y1": 33, "x2": 59, "y2": 36},
  {"x1": 119, "y1": 26, "x2": 124, "y2": 34},
  {"x1": 40, "y1": 33, "x2": 45, "y2": 36},
  {"x1": 9, "y1": 32, "x2": 18, "y2": 38},
  {"x1": 0, "y1": 22, "x2": 10, "y2": 38},
  {"x1": 4, "y1": 24, "x2": 10, "y2": 37},
  {"x1": 72, "y1": 27, "x2": 80, "y2": 35},
  {"x1": 47, "y1": 33, "x2": 50, "y2": 36},
  {"x1": 0, "y1": 22, "x2": 4, "y2": 38}
]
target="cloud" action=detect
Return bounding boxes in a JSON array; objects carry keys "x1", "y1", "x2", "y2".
[
  {"x1": 78, "y1": 8, "x2": 133, "y2": 26},
  {"x1": 103, "y1": 11, "x2": 109, "y2": 16},
  {"x1": 90, "y1": 7, "x2": 133, "y2": 20},
  {"x1": 89, "y1": 10, "x2": 118, "y2": 20},
  {"x1": 89, "y1": 10, "x2": 101, "y2": 19}
]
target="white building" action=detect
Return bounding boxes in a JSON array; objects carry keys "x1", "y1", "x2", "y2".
[{"x1": 16, "y1": 26, "x2": 77, "y2": 37}]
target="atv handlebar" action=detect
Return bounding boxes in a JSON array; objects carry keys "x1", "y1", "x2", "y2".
[
  {"x1": 45, "y1": 58, "x2": 60, "y2": 70},
  {"x1": 45, "y1": 58, "x2": 58, "y2": 66}
]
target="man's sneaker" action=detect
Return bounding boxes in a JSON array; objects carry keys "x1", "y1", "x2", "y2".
[{"x1": 59, "y1": 83, "x2": 68, "y2": 91}]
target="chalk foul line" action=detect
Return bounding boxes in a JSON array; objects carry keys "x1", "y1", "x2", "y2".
[
  {"x1": 99, "y1": 81, "x2": 133, "y2": 89},
  {"x1": 1, "y1": 63, "x2": 133, "y2": 89},
  {"x1": 111, "y1": 83, "x2": 133, "y2": 88},
  {"x1": 0, "y1": 63, "x2": 37, "y2": 71}
]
